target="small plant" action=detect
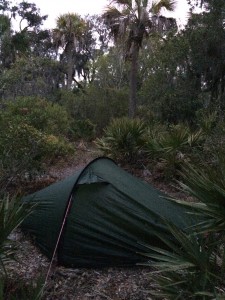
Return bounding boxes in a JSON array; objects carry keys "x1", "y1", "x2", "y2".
[
  {"x1": 69, "y1": 119, "x2": 96, "y2": 141},
  {"x1": 145, "y1": 124, "x2": 190, "y2": 156},
  {"x1": 143, "y1": 156, "x2": 225, "y2": 299},
  {"x1": 0, "y1": 195, "x2": 34, "y2": 273},
  {"x1": 0, "y1": 96, "x2": 75, "y2": 185},
  {"x1": 144, "y1": 124, "x2": 204, "y2": 178},
  {"x1": 0, "y1": 194, "x2": 44, "y2": 299},
  {"x1": 42, "y1": 134, "x2": 74, "y2": 161},
  {"x1": 0, "y1": 120, "x2": 74, "y2": 185},
  {"x1": 144, "y1": 224, "x2": 224, "y2": 299},
  {"x1": 95, "y1": 117, "x2": 146, "y2": 163},
  {"x1": 196, "y1": 110, "x2": 217, "y2": 134},
  {"x1": 4, "y1": 97, "x2": 71, "y2": 136}
]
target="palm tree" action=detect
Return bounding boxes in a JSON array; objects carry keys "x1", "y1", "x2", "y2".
[
  {"x1": 53, "y1": 13, "x2": 86, "y2": 89},
  {"x1": 103, "y1": 0, "x2": 177, "y2": 118}
]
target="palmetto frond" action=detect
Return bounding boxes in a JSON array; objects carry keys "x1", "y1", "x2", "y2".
[
  {"x1": 103, "y1": 6, "x2": 123, "y2": 20},
  {"x1": 178, "y1": 160, "x2": 225, "y2": 233},
  {"x1": 52, "y1": 28, "x2": 64, "y2": 48},
  {"x1": 110, "y1": 0, "x2": 132, "y2": 7},
  {"x1": 52, "y1": 12, "x2": 87, "y2": 89},
  {"x1": 56, "y1": 13, "x2": 86, "y2": 38},
  {"x1": 0, "y1": 195, "x2": 35, "y2": 273},
  {"x1": 143, "y1": 227, "x2": 222, "y2": 298},
  {"x1": 103, "y1": 6, "x2": 130, "y2": 42},
  {"x1": 103, "y1": 0, "x2": 176, "y2": 45},
  {"x1": 151, "y1": 0, "x2": 177, "y2": 14}
]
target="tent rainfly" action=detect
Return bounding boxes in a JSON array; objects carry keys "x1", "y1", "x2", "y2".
[{"x1": 21, "y1": 157, "x2": 196, "y2": 268}]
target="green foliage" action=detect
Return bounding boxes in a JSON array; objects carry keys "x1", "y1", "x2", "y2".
[
  {"x1": 144, "y1": 124, "x2": 204, "y2": 177},
  {"x1": 3, "y1": 97, "x2": 70, "y2": 136},
  {"x1": 0, "y1": 194, "x2": 44, "y2": 299},
  {"x1": 0, "y1": 57, "x2": 63, "y2": 100},
  {"x1": 96, "y1": 120, "x2": 205, "y2": 173},
  {"x1": 138, "y1": 35, "x2": 202, "y2": 124},
  {"x1": 196, "y1": 109, "x2": 218, "y2": 134},
  {"x1": 0, "y1": 119, "x2": 74, "y2": 182},
  {"x1": 0, "y1": 15, "x2": 11, "y2": 34},
  {"x1": 41, "y1": 134, "x2": 74, "y2": 160},
  {"x1": 143, "y1": 155, "x2": 225, "y2": 299},
  {"x1": 144, "y1": 224, "x2": 224, "y2": 299},
  {"x1": 0, "y1": 195, "x2": 34, "y2": 274},
  {"x1": 185, "y1": 0, "x2": 225, "y2": 110},
  {"x1": 92, "y1": 47, "x2": 129, "y2": 90},
  {"x1": 53, "y1": 13, "x2": 91, "y2": 89},
  {"x1": 102, "y1": 0, "x2": 177, "y2": 117},
  {"x1": 0, "y1": 96, "x2": 74, "y2": 184},
  {"x1": 198, "y1": 118, "x2": 225, "y2": 167},
  {"x1": 60, "y1": 87, "x2": 128, "y2": 133},
  {"x1": 13, "y1": 1, "x2": 47, "y2": 31},
  {"x1": 179, "y1": 157, "x2": 225, "y2": 233},
  {"x1": 69, "y1": 119, "x2": 96, "y2": 141},
  {"x1": 95, "y1": 117, "x2": 145, "y2": 162},
  {"x1": 0, "y1": 121, "x2": 45, "y2": 180}
]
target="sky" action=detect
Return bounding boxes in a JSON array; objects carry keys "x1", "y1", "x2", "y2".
[{"x1": 32, "y1": 0, "x2": 190, "y2": 29}]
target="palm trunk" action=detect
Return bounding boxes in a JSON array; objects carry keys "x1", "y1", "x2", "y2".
[
  {"x1": 129, "y1": 43, "x2": 139, "y2": 118},
  {"x1": 66, "y1": 42, "x2": 74, "y2": 89}
]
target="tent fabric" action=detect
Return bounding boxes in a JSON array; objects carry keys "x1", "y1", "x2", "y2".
[{"x1": 21, "y1": 157, "x2": 196, "y2": 267}]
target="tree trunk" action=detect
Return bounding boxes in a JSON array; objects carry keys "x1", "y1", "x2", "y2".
[
  {"x1": 65, "y1": 41, "x2": 74, "y2": 89},
  {"x1": 129, "y1": 43, "x2": 139, "y2": 118}
]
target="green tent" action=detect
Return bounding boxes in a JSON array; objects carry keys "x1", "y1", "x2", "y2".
[{"x1": 22, "y1": 157, "x2": 196, "y2": 267}]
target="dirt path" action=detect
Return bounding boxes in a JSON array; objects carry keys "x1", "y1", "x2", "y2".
[{"x1": 48, "y1": 147, "x2": 99, "y2": 179}]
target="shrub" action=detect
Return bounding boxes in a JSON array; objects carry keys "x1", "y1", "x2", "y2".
[
  {"x1": 42, "y1": 134, "x2": 74, "y2": 160},
  {"x1": 196, "y1": 109, "x2": 218, "y2": 134},
  {"x1": 95, "y1": 117, "x2": 146, "y2": 163},
  {"x1": 0, "y1": 120, "x2": 74, "y2": 183},
  {"x1": 198, "y1": 118, "x2": 225, "y2": 167},
  {"x1": 0, "y1": 97, "x2": 74, "y2": 184},
  {"x1": 59, "y1": 87, "x2": 128, "y2": 133},
  {"x1": 3, "y1": 96, "x2": 71, "y2": 136},
  {"x1": 69, "y1": 119, "x2": 96, "y2": 141},
  {"x1": 144, "y1": 124, "x2": 204, "y2": 178}
]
